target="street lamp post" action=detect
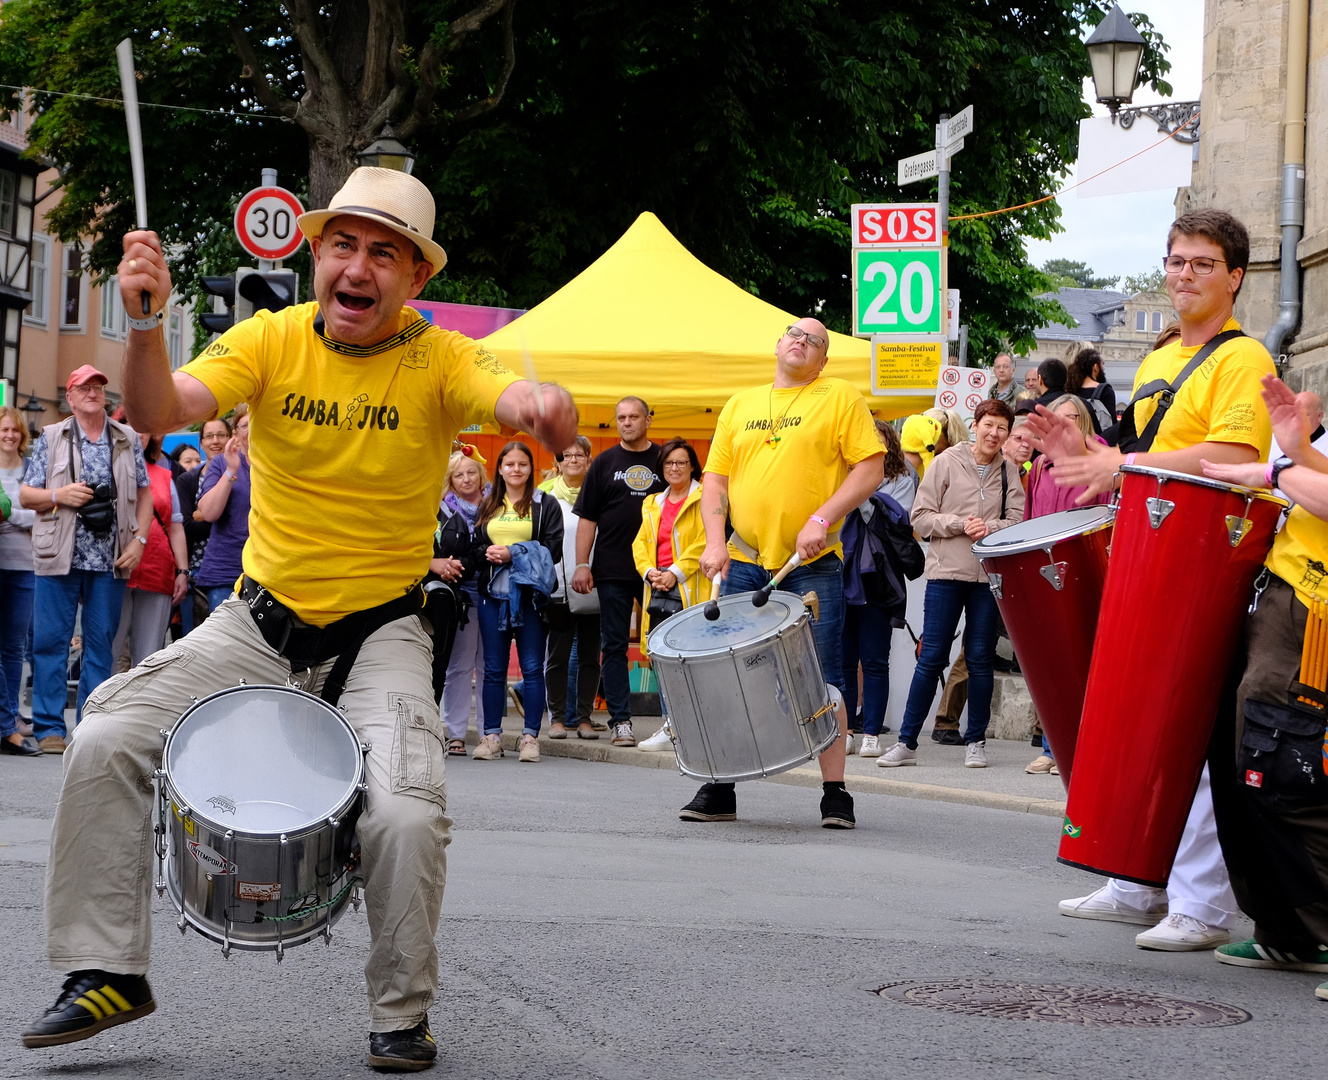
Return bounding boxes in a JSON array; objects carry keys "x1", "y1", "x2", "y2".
[
  {"x1": 20, "y1": 389, "x2": 45, "y2": 439},
  {"x1": 357, "y1": 123, "x2": 416, "y2": 174},
  {"x1": 1085, "y1": 3, "x2": 1200, "y2": 144}
]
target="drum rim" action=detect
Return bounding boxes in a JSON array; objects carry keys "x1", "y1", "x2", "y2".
[
  {"x1": 971, "y1": 505, "x2": 1115, "y2": 557},
  {"x1": 163, "y1": 683, "x2": 365, "y2": 837},
  {"x1": 1119, "y1": 463, "x2": 1290, "y2": 507},
  {"x1": 646, "y1": 591, "x2": 807, "y2": 659}
]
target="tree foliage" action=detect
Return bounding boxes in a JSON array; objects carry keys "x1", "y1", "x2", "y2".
[
  {"x1": 1040, "y1": 258, "x2": 1118, "y2": 291},
  {"x1": 0, "y1": 1, "x2": 1171, "y2": 358},
  {"x1": 1119, "y1": 268, "x2": 1168, "y2": 295}
]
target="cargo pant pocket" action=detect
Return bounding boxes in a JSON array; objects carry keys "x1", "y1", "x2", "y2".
[
  {"x1": 388, "y1": 693, "x2": 448, "y2": 809},
  {"x1": 83, "y1": 645, "x2": 197, "y2": 713},
  {"x1": 1238, "y1": 698, "x2": 1328, "y2": 807}
]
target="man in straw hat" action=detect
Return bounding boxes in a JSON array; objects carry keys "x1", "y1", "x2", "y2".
[{"x1": 21, "y1": 167, "x2": 577, "y2": 1071}]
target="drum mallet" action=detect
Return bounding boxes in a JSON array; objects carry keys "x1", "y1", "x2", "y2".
[
  {"x1": 752, "y1": 553, "x2": 802, "y2": 607},
  {"x1": 703, "y1": 572, "x2": 723, "y2": 621}
]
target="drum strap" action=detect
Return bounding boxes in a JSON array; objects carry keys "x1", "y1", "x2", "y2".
[
  {"x1": 1117, "y1": 329, "x2": 1244, "y2": 453},
  {"x1": 240, "y1": 577, "x2": 425, "y2": 706},
  {"x1": 730, "y1": 528, "x2": 839, "y2": 566}
]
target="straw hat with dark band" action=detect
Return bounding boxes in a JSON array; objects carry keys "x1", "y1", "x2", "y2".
[{"x1": 297, "y1": 167, "x2": 448, "y2": 278}]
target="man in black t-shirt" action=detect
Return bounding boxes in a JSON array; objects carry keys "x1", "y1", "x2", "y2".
[{"x1": 572, "y1": 397, "x2": 664, "y2": 745}]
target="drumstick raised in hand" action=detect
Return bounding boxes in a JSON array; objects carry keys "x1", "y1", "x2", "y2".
[
  {"x1": 703, "y1": 572, "x2": 723, "y2": 621},
  {"x1": 753, "y1": 553, "x2": 801, "y2": 608}
]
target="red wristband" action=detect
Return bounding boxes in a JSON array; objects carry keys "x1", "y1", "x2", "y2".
[{"x1": 1265, "y1": 460, "x2": 1277, "y2": 487}]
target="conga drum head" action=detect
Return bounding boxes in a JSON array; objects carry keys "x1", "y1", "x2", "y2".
[
  {"x1": 165, "y1": 685, "x2": 363, "y2": 834},
  {"x1": 972, "y1": 505, "x2": 1114, "y2": 557}
]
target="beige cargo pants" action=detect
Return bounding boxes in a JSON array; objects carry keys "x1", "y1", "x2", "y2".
[{"x1": 44, "y1": 597, "x2": 451, "y2": 1033}]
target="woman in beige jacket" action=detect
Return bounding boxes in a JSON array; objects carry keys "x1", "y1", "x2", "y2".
[{"x1": 878, "y1": 399, "x2": 1024, "y2": 769}]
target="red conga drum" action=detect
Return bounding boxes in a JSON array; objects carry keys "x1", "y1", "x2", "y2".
[
  {"x1": 973, "y1": 506, "x2": 1114, "y2": 788},
  {"x1": 1058, "y1": 465, "x2": 1286, "y2": 886}
]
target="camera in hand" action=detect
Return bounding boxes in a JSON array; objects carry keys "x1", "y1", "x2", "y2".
[{"x1": 78, "y1": 483, "x2": 116, "y2": 535}]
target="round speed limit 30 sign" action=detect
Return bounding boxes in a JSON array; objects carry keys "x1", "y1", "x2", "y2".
[{"x1": 235, "y1": 186, "x2": 306, "y2": 261}]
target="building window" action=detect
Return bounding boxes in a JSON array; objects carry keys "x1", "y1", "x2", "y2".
[
  {"x1": 167, "y1": 310, "x2": 183, "y2": 369},
  {"x1": 24, "y1": 233, "x2": 49, "y2": 326},
  {"x1": 100, "y1": 276, "x2": 128, "y2": 340},
  {"x1": 0, "y1": 169, "x2": 14, "y2": 236},
  {"x1": 1152, "y1": 311, "x2": 1163, "y2": 332},
  {"x1": 62, "y1": 246, "x2": 84, "y2": 329},
  {"x1": 1135, "y1": 310, "x2": 1146, "y2": 331}
]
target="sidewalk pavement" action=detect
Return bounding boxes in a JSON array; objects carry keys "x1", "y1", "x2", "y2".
[{"x1": 480, "y1": 707, "x2": 1069, "y2": 819}]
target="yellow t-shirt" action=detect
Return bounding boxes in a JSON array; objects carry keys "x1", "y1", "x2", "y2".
[
  {"x1": 707, "y1": 377, "x2": 882, "y2": 569},
  {"x1": 1266, "y1": 507, "x2": 1328, "y2": 607},
  {"x1": 486, "y1": 496, "x2": 533, "y2": 548},
  {"x1": 181, "y1": 302, "x2": 519, "y2": 625},
  {"x1": 1128, "y1": 317, "x2": 1274, "y2": 454}
]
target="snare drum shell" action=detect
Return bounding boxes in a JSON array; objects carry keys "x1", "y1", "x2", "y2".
[
  {"x1": 1059, "y1": 468, "x2": 1285, "y2": 886},
  {"x1": 649, "y1": 594, "x2": 836, "y2": 783},
  {"x1": 975, "y1": 507, "x2": 1113, "y2": 788},
  {"x1": 159, "y1": 685, "x2": 365, "y2": 952}
]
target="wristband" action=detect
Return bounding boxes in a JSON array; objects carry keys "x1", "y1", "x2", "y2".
[
  {"x1": 126, "y1": 307, "x2": 166, "y2": 333},
  {"x1": 575, "y1": 562, "x2": 592, "y2": 570},
  {"x1": 176, "y1": 568, "x2": 190, "y2": 576},
  {"x1": 51, "y1": 491, "x2": 58, "y2": 508},
  {"x1": 808, "y1": 514, "x2": 829, "y2": 527},
  {"x1": 224, "y1": 471, "x2": 238, "y2": 482},
  {"x1": 1265, "y1": 461, "x2": 1277, "y2": 487},
  {"x1": 1124, "y1": 453, "x2": 1137, "y2": 466}
]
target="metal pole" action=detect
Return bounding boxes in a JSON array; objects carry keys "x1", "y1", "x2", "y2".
[
  {"x1": 958, "y1": 324, "x2": 969, "y2": 367},
  {"x1": 259, "y1": 168, "x2": 278, "y2": 271},
  {"x1": 936, "y1": 114, "x2": 949, "y2": 339}
]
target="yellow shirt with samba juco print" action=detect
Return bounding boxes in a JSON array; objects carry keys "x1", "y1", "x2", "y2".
[
  {"x1": 181, "y1": 301, "x2": 520, "y2": 625},
  {"x1": 1129, "y1": 316, "x2": 1274, "y2": 454},
  {"x1": 707, "y1": 376, "x2": 882, "y2": 569}
]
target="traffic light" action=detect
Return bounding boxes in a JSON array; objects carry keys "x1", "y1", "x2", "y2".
[
  {"x1": 237, "y1": 269, "x2": 299, "y2": 316},
  {"x1": 198, "y1": 275, "x2": 238, "y2": 334}
]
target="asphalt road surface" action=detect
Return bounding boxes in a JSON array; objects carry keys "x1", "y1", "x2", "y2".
[{"x1": 1, "y1": 751, "x2": 1321, "y2": 1079}]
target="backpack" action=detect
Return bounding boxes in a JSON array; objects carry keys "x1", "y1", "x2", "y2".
[
  {"x1": 856, "y1": 492, "x2": 925, "y2": 617},
  {"x1": 1083, "y1": 386, "x2": 1114, "y2": 435}
]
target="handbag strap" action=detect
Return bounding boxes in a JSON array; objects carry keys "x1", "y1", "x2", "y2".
[{"x1": 1118, "y1": 328, "x2": 1244, "y2": 453}]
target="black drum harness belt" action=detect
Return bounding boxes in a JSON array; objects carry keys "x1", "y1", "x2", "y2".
[{"x1": 240, "y1": 577, "x2": 425, "y2": 706}]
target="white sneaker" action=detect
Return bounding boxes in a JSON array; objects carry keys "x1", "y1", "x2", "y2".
[
  {"x1": 518, "y1": 733, "x2": 540, "y2": 763},
  {"x1": 877, "y1": 742, "x2": 917, "y2": 767},
  {"x1": 844, "y1": 732, "x2": 856, "y2": 755},
  {"x1": 1058, "y1": 884, "x2": 1167, "y2": 926},
  {"x1": 1135, "y1": 913, "x2": 1231, "y2": 952},
  {"x1": 638, "y1": 725, "x2": 674, "y2": 752},
  {"x1": 472, "y1": 733, "x2": 504, "y2": 760},
  {"x1": 964, "y1": 740, "x2": 988, "y2": 768},
  {"x1": 858, "y1": 734, "x2": 883, "y2": 758}
]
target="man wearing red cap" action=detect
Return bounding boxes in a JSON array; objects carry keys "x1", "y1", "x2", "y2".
[
  {"x1": 21, "y1": 168, "x2": 577, "y2": 1072},
  {"x1": 18, "y1": 364, "x2": 151, "y2": 753}
]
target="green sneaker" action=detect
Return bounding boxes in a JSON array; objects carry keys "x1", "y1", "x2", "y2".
[{"x1": 1214, "y1": 939, "x2": 1328, "y2": 973}]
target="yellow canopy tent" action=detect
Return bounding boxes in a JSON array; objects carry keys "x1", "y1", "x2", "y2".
[{"x1": 481, "y1": 212, "x2": 934, "y2": 436}]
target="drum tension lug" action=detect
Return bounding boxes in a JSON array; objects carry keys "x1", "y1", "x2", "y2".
[
  {"x1": 1039, "y1": 560, "x2": 1069, "y2": 592},
  {"x1": 1145, "y1": 497, "x2": 1175, "y2": 529},
  {"x1": 987, "y1": 572, "x2": 1003, "y2": 599}
]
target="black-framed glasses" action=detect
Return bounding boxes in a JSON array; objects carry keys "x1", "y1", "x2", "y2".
[
  {"x1": 662, "y1": 459, "x2": 691, "y2": 469},
  {"x1": 1163, "y1": 255, "x2": 1228, "y2": 275},
  {"x1": 785, "y1": 325, "x2": 827, "y2": 349}
]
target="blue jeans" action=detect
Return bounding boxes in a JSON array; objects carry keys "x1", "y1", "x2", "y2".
[
  {"x1": 32, "y1": 570, "x2": 127, "y2": 741},
  {"x1": 0, "y1": 568, "x2": 35, "y2": 737},
  {"x1": 596, "y1": 579, "x2": 638, "y2": 726},
  {"x1": 898, "y1": 579, "x2": 1000, "y2": 749},
  {"x1": 205, "y1": 585, "x2": 235, "y2": 612},
  {"x1": 477, "y1": 591, "x2": 548, "y2": 737},
  {"x1": 723, "y1": 554, "x2": 845, "y2": 692},
  {"x1": 841, "y1": 602, "x2": 893, "y2": 736}
]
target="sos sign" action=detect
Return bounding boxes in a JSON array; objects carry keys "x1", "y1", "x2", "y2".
[{"x1": 851, "y1": 204, "x2": 940, "y2": 248}]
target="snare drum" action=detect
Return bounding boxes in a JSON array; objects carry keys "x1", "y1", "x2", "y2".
[
  {"x1": 1059, "y1": 466, "x2": 1287, "y2": 886},
  {"x1": 973, "y1": 505, "x2": 1114, "y2": 786},
  {"x1": 646, "y1": 592, "x2": 836, "y2": 783},
  {"x1": 155, "y1": 684, "x2": 366, "y2": 958}
]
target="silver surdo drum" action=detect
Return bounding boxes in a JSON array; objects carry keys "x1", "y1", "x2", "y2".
[
  {"x1": 647, "y1": 592, "x2": 837, "y2": 783},
  {"x1": 154, "y1": 685, "x2": 366, "y2": 959}
]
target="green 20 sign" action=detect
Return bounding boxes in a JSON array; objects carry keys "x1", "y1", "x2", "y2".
[{"x1": 853, "y1": 249, "x2": 942, "y2": 336}]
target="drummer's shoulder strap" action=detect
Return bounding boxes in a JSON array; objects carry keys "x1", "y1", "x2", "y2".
[
  {"x1": 1118, "y1": 328, "x2": 1244, "y2": 454},
  {"x1": 999, "y1": 459, "x2": 1009, "y2": 519}
]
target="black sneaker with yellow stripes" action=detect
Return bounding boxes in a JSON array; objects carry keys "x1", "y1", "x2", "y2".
[
  {"x1": 22, "y1": 970, "x2": 155, "y2": 1048},
  {"x1": 368, "y1": 1020, "x2": 438, "y2": 1072}
]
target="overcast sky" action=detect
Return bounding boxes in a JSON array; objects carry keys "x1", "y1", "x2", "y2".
[{"x1": 1022, "y1": 0, "x2": 1205, "y2": 284}]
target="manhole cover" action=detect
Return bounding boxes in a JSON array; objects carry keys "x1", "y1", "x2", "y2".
[{"x1": 870, "y1": 979, "x2": 1250, "y2": 1028}]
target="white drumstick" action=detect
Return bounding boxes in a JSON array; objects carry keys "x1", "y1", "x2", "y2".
[
  {"x1": 519, "y1": 331, "x2": 545, "y2": 418},
  {"x1": 115, "y1": 38, "x2": 151, "y2": 316}
]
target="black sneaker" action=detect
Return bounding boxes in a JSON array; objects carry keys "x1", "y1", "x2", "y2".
[
  {"x1": 820, "y1": 787, "x2": 856, "y2": 829},
  {"x1": 21, "y1": 970, "x2": 155, "y2": 1048},
  {"x1": 931, "y1": 728, "x2": 964, "y2": 745},
  {"x1": 679, "y1": 782, "x2": 737, "y2": 821},
  {"x1": 369, "y1": 1021, "x2": 437, "y2": 1072}
]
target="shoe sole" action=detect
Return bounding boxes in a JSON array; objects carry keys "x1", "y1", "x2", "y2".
[
  {"x1": 821, "y1": 817, "x2": 855, "y2": 829},
  {"x1": 877, "y1": 759, "x2": 916, "y2": 768},
  {"x1": 964, "y1": 761, "x2": 987, "y2": 768},
  {"x1": 1214, "y1": 951, "x2": 1328, "y2": 972},
  {"x1": 547, "y1": 731, "x2": 568, "y2": 740},
  {"x1": 678, "y1": 810, "x2": 737, "y2": 822},
  {"x1": 611, "y1": 740, "x2": 636, "y2": 747},
  {"x1": 22, "y1": 999, "x2": 156, "y2": 1048},
  {"x1": 368, "y1": 1052, "x2": 436, "y2": 1072},
  {"x1": 1135, "y1": 934, "x2": 1230, "y2": 952},
  {"x1": 576, "y1": 732, "x2": 600, "y2": 740},
  {"x1": 1059, "y1": 906, "x2": 1165, "y2": 926}
]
